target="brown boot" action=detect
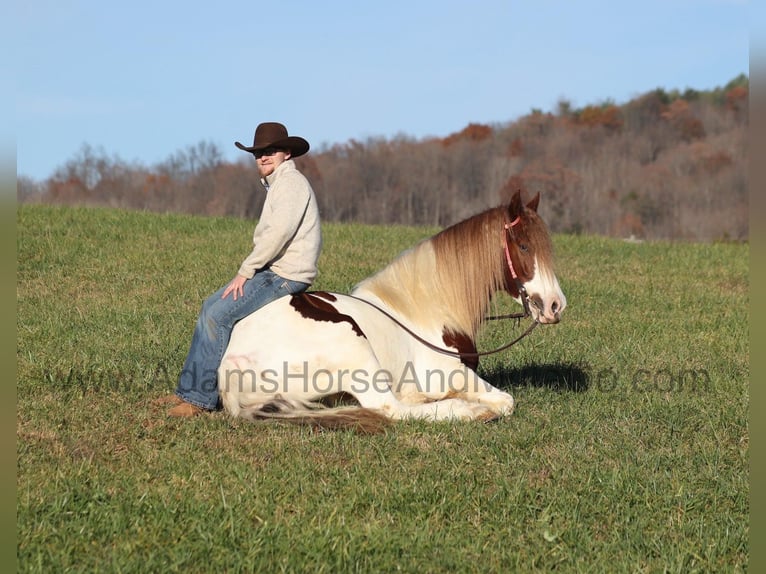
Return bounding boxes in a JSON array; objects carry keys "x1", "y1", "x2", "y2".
[
  {"x1": 168, "y1": 401, "x2": 205, "y2": 417},
  {"x1": 154, "y1": 394, "x2": 183, "y2": 406}
]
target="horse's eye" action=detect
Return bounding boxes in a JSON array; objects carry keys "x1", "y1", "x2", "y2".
[{"x1": 519, "y1": 243, "x2": 529, "y2": 253}]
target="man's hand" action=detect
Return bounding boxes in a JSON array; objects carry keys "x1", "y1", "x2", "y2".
[{"x1": 222, "y1": 275, "x2": 247, "y2": 300}]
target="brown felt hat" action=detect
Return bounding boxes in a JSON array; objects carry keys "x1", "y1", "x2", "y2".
[{"x1": 235, "y1": 122, "x2": 310, "y2": 157}]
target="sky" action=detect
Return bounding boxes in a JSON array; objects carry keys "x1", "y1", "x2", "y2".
[{"x1": 13, "y1": 0, "x2": 755, "y2": 182}]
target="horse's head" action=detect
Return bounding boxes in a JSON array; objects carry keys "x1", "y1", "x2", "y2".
[{"x1": 502, "y1": 190, "x2": 566, "y2": 324}]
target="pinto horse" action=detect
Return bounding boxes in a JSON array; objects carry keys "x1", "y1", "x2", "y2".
[{"x1": 218, "y1": 190, "x2": 566, "y2": 431}]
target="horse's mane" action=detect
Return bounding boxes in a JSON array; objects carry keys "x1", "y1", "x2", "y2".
[{"x1": 352, "y1": 205, "x2": 510, "y2": 338}]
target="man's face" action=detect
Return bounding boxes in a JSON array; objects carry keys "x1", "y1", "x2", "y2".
[{"x1": 255, "y1": 148, "x2": 290, "y2": 177}]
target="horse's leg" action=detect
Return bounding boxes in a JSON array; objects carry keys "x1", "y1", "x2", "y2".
[
  {"x1": 390, "y1": 359, "x2": 515, "y2": 418},
  {"x1": 351, "y1": 387, "x2": 501, "y2": 422},
  {"x1": 456, "y1": 379, "x2": 515, "y2": 416},
  {"x1": 334, "y1": 363, "x2": 500, "y2": 422}
]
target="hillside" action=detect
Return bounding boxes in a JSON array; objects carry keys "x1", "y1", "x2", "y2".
[{"x1": 18, "y1": 75, "x2": 748, "y2": 241}]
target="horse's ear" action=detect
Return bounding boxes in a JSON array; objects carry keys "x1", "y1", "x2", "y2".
[
  {"x1": 509, "y1": 189, "x2": 524, "y2": 218},
  {"x1": 526, "y1": 192, "x2": 540, "y2": 212}
]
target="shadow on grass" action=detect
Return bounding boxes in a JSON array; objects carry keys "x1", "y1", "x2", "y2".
[{"x1": 483, "y1": 362, "x2": 591, "y2": 393}]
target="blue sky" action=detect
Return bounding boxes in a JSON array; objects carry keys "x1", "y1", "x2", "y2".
[{"x1": 14, "y1": 0, "x2": 753, "y2": 181}]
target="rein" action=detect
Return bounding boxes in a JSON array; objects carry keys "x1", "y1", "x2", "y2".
[
  {"x1": 345, "y1": 293, "x2": 538, "y2": 360},
  {"x1": 346, "y1": 216, "x2": 539, "y2": 360}
]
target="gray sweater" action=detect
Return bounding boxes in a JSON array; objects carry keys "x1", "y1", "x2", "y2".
[{"x1": 237, "y1": 160, "x2": 322, "y2": 284}]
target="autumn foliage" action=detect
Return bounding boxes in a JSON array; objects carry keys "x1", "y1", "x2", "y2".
[{"x1": 18, "y1": 75, "x2": 748, "y2": 241}]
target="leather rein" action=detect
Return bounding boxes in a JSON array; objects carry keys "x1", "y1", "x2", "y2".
[{"x1": 347, "y1": 215, "x2": 539, "y2": 360}]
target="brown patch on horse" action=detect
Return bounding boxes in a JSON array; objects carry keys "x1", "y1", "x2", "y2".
[
  {"x1": 290, "y1": 292, "x2": 365, "y2": 338},
  {"x1": 442, "y1": 327, "x2": 479, "y2": 371}
]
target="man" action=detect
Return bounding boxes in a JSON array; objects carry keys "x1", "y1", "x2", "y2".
[{"x1": 164, "y1": 122, "x2": 322, "y2": 417}]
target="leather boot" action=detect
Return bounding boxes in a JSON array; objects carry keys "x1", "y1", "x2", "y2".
[
  {"x1": 168, "y1": 401, "x2": 204, "y2": 417},
  {"x1": 154, "y1": 394, "x2": 183, "y2": 406}
]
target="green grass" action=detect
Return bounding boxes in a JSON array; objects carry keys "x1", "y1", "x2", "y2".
[{"x1": 17, "y1": 204, "x2": 748, "y2": 572}]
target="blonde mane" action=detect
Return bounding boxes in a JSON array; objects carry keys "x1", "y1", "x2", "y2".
[{"x1": 352, "y1": 206, "x2": 510, "y2": 338}]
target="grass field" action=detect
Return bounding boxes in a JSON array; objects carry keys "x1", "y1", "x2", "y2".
[{"x1": 17, "y1": 204, "x2": 748, "y2": 572}]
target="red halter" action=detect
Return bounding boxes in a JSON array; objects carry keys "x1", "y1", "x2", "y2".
[
  {"x1": 503, "y1": 215, "x2": 532, "y2": 317},
  {"x1": 503, "y1": 216, "x2": 521, "y2": 279}
]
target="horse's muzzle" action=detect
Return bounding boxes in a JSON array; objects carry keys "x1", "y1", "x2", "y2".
[{"x1": 531, "y1": 293, "x2": 566, "y2": 324}]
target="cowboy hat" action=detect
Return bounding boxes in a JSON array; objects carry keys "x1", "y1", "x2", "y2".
[{"x1": 235, "y1": 122, "x2": 310, "y2": 157}]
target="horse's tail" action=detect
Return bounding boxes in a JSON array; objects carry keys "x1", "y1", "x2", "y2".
[{"x1": 239, "y1": 396, "x2": 391, "y2": 435}]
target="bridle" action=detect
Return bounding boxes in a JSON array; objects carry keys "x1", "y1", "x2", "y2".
[
  {"x1": 501, "y1": 215, "x2": 533, "y2": 319},
  {"x1": 346, "y1": 215, "x2": 539, "y2": 360}
]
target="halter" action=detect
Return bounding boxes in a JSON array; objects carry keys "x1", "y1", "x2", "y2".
[
  {"x1": 502, "y1": 215, "x2": 533, "y2": 318},
  {"x1": 346, "y1": 216, "x2": 539, "y2": 360}
]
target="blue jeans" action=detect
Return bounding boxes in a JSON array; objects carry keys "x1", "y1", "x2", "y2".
[{"x1": 175, "y1": 269, "x2": 309, "y2": 410}]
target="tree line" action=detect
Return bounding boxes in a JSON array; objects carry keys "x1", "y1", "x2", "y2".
[{"x1": 18, "y1": 75, "x2": 748, "y2": 241}]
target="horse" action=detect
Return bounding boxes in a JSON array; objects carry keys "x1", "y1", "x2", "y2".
[{"x1": 217, "y1": 190, "x2": 566, "y2": 432}]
